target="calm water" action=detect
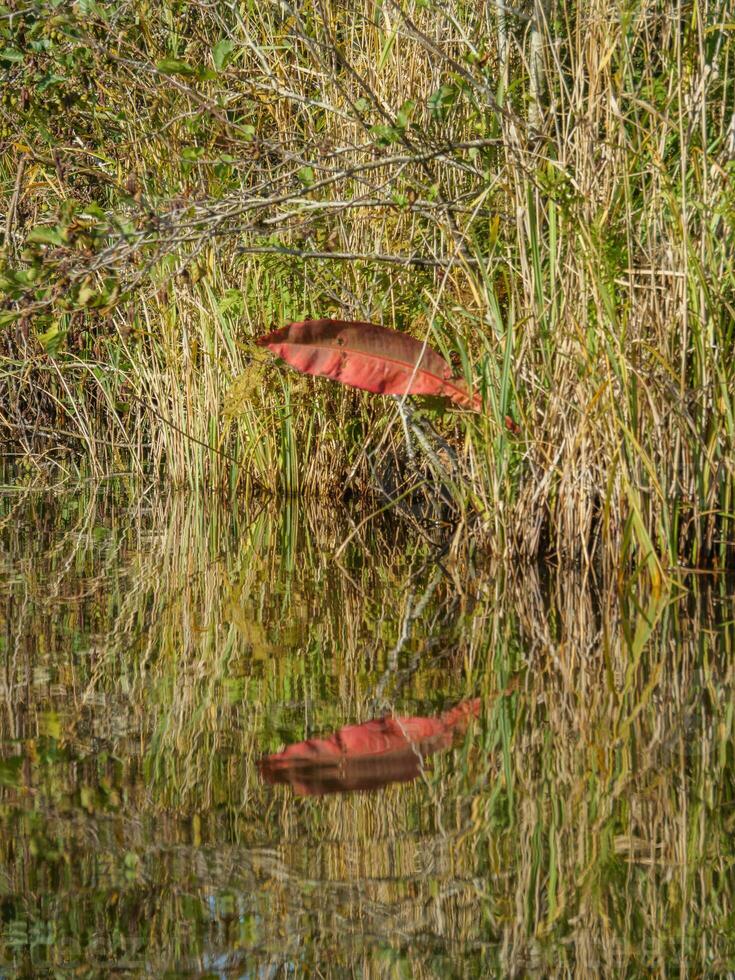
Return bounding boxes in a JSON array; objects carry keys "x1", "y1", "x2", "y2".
[{"x1": 0, "y1": 484, "x2": 734, "y2": 977}]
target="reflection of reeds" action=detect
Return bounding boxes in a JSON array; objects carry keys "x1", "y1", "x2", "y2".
[
  {"x1": 0, "y1": 489, "x2": 733, "y2": 973},
  {"x1": 3, "y1": 1, "x2": 735, "y2": 570}
]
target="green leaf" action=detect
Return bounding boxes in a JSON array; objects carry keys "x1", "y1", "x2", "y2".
[
  {"x1": 36, "y1": 73, "x2": 66, "y2": 92},
  {"x1": 98, "y1": 280, "x2": 120, "y2": 310},
  {"x1": 0, "y1": 48, "x2": 25, "y2": 64},
  {"x1": 0, "y1": 311, "x2": 21, "y2": 328},
  {"x1": 428, "y1": 84, "x2": 459, "y2": 119},
  {"x1": 218, "y1": 289, "x2": 244, "y2": 315},
  {"x1": 369, "y1": 123, "x2": 401, "y2": 146},
  {"x1": 396, "y1": 98, "x2": 416, "y2": 129},
  {"x1": 76, "y1": 282, "x2": 97, "y2": 306},
  {"x1": 37, "y1": 322, "x2": 65, "y2": 353},
  {"x1": 27, "y1": 226, "x2": 65, "y2": 247},
  {"x1": 212, "y1": 38, "x2": 236, "y2": 71},
  {"x1": 77, "y1": 0, "x2": 104, "y2": 14},
  {"x1": 298, "y1": 166, "x2": 315, "y2": 186},
  {"x1": 156, "y1": 57, "x2": 195, "y2": 76},
  {"x1": 80, "y1": 202, "x2": 106, "y2": 219},
  {"x1": 181, "y1": 145, "x2": 205, "y2": 161}
]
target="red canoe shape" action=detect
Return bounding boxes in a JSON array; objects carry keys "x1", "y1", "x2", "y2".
[
  {"x1": 258, "y1": 698, "x2": 480, "y2": 796},
  {"x1": 256, "y1": 319, "x2": 482, "y2": 411}
]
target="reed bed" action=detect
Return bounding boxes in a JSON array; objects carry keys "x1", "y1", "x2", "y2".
[{"x1": 1, "y1": 0, "x2": 734, "y2": 569}]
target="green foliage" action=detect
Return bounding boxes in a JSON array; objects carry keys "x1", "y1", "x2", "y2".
[{"x1": 427, "y1": 83, "x2": 460, "y2": 119}]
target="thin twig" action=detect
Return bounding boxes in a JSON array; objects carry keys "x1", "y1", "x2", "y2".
[
  {"x1": 4, "y1": 154, "x2": 26, "y2": 253},
  {"x1": 235, "y1": 245, "x2": 480, "y2": 268}
]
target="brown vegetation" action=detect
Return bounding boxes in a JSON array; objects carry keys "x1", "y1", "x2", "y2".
[{"x1": 1, "y1": 0, "x2": 734, "y2": 570}]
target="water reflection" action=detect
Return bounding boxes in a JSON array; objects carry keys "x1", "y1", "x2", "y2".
[
  {"x1": 0, "y1": 484, "x2": 734, "y2": 975},
  {"x1": 259, "y1": 698, "x2": 481, "y2": 795}
]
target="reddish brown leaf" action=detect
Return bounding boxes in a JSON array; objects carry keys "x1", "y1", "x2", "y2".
[
  {"x1": 256, "y1": 318, "x2": 481, "y2": 411},
  {"x1": 257, "y1": 319, "x2": 521, "y2": 433},
  {"x1": 258, "y1": 698, "x2": 480, "y2": 796}
]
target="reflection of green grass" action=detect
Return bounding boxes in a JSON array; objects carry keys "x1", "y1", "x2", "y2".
[{"x1": 0, "y1": 486, "x2": 734, "y2": 974}]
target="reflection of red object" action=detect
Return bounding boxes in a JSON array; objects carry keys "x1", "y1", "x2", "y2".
[{"x1": 258, "y1": 698, "x2": 480, "y2": 796}]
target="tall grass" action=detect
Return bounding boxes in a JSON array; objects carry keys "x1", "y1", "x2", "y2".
[{"x1": 1, "y1": 0, "x2": 734, "y2": 568}]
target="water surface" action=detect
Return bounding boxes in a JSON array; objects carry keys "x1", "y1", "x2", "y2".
[{"x1": 0, "y1": 485, "x2": 733, "y2": 976}]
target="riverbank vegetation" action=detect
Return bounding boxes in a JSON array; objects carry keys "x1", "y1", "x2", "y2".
[{"x1": 1, "y1": 0, "x2": 734, "y2": 570}]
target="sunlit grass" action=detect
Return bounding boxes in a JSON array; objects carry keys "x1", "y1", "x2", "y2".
[{"x1": 1, "y1": 0, "x2": 734, "y2": 570}]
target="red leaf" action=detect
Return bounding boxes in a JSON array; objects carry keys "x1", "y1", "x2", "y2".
[
  {"x1": 256, "y1": 318, "x2": 482, "y2": 411},
  {"x1": 258, "y1": 698, "x2": 480, "y2": 796}
]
